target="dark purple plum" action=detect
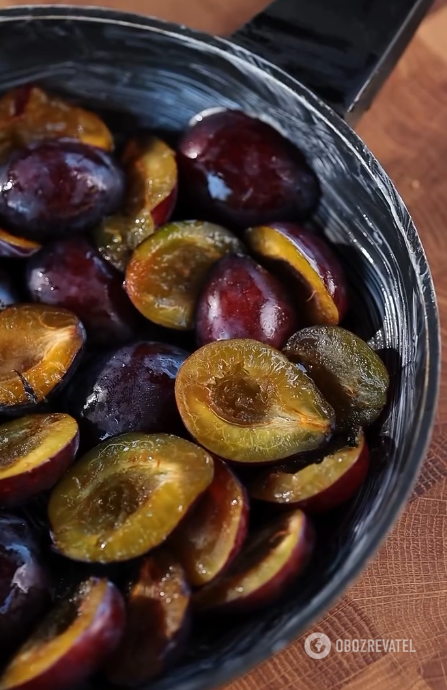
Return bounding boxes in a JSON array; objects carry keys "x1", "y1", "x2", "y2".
[
  {"x1": 65, "y1": 341, "x2": 189, "y2": 444},
  {"x1": 0, "y1": 139, "x2": 124, "y2": 241},
  {"x1": 0, "y1": 269, "x2": 19, "y2": 310},
  {"x1": 26, "y1": 237, "x2": 138, "y2": 345},
  {"x1": 177, "y1": 110, "x2": 320, "y2": 229},
  {"x1": 196, "y1": 253, "x2": 298, "y2": 348},
  {"x1": 0, "y1": 513, "x2": 49, "y2": 658}
]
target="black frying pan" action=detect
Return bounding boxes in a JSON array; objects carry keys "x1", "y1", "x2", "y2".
[{"x1": 0, "y1": 5, "x2": 440, "y2": 690}]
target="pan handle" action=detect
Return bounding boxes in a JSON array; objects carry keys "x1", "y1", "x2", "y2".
[{"x1": 232, "y1": 0, "x2": 434, "y2": 125}]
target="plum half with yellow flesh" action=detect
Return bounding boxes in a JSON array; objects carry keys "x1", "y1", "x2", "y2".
[
  {"x1": 249, "y1": 430, "x2": 369, "y2": 513},
  {"x1": 0, "y1": 578, "x2": 125, "y2": 690},
  {"x1": 194, "y1": 509, "x2": 314, "y2": 614},
  {"x1": 245, "y1": 222, "x2": 347, "y2": 325},
  {"x1": 125, "y1": 220, "x2": 243, "y2": 330},
  {"x1": 48, "y1": 433, "x2": 214, "y2": 563},
  {"x1": 0, "y1": 413, "x2": 79, "y2": 508},
  {"x1": 0, "y1": 85, "x2": 113, "y2": 160},
  {"x1": 0, "y1": 228, "x2": 41, "y2": 259},
  {"x1": 170, "y1": 458, "x2": 249, "y2": 586},
  {"x1": 0, "y1": 304, "x2": 85, "y2": 414},
  {"x1": 107, "y1": 551, "x2": 190, "y2": 686},
  {"x1": 283, "y1": 326, "x2": 390, "y2": 428},
  {"x1": 175, "y1": 338, "x2": 334, "y2": 463}
]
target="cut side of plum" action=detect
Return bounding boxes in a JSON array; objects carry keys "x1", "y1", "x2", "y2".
[
  {"x1": 170, "y1": 459, "x2": 248, "y2": 586},
  {"x1": 0, "y1": 85, "x2": 113, "y2": 159},
  {"x1": 125, "y1": 221, "x2": 243, "y2": 330},
  {"x1": 0, "y1": 305, "x2": 85, "y2": 413},
  {"x1": 0, "y1": 139, "x2": 124, "y2": 241},
  {"x1": 64, "y1": 341, "x2": 189, "y2": 444},
  {"x1": 195, "y1": 253, "x2": 298, "y2": 349},
  {"x1": 93, "y1": 212, "x2": 155, "y2": 273},
  {"x1": 283, "y1": 326, "x2": 390, "y2": 428},
  {"x1": 194, "y1": 509, "x2": 313, "y2": 613},
  {"x1": 107, "y1": 551, "x2": 190, "y2": 686},
  {"x1": 26, "y1": 237, "x2": 139, "y2": 346},
  {"x1": 0, "y1": 513, "x2": 49, "y2": 658},
  {"x1": 0, "y1": 228, "x2": 41, "y2": 259},
  {"x1": 245, "y1": 222, "x2": 348, "y2": 325},
  {"x1": 123, "y1": 136, "x2": 178, "y2": 228},
  {"x1": 0, "y1": 413, "x2": 79, "y2": 508},
  {"x1": 177, "y1": 109, "x2": 320, "y2": 228},
  {"x1": 48, "y1": 433, "x2": 214, "y2": 563},
  {"x1": 249, "y1": 430, "x2": 369, "y2": 512},
  {"x1": 175, "y1": 338, "x2": 335, "y2": 463},
  {"x1": 0, "y1": 577, "x2": 125, "y2": 690}
]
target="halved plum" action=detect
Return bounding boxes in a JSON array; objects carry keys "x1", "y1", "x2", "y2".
[
  {"x1": 93, "y1": 212, "x2": 155, "y2": 273},
  {"x1": 196, "y1": 253, "x2": 298, "y2": 348},
  {"x1": 0, "y1": 139, "x2": 124, "y2": 241},
  {"x1": 0, "y1": 228, "x2": 41, "y2": 259},
  {"x1": 194, "y1": 509, "x2": 313, "y2": 613},
  {"x1": 0, "y1": 305, "x2": 85, "y2": 413},
  {"x1": 283, "y1": 326, "x2": 390, "y2": 428},
  {"x1": 175, "y1": 339, "x2": 334, "y2": 463},
  {"x1": 26, "y1": 237, "x2": 138, "y2": 345},
  {"x1": 249, "y1": 430, "x2": 369, "y2": 513},
  {"x1": 123, "y1": 136, "x2": 178, "y2": 228},
  {"x1": 48, "y1": 433, "x2": 214, "y2": 563},
  {"x1": 64, "y1": 341, "x2": 189, "y2": 444},
  {"x1": 0, "y1": 413, "x2": 79, "y2": 507},
  {"x1": 0, "y1": 85, "x2": 113, "y2": 160},
  {"x1": 245, "y1": 222, "x2": 348, "y2": 325},
  {"x1": 170, "y1": 459, "x2": 248, "y2": 586},
  {"x1": 107, "y1": 551, "x2": 190, "y2": 686},
  {"x1": 177, "y1": 109, "x2": 320, "y2": 228},
  {"x1": 0, "y1": 577, "x2": 125, "y2": 690},
  {"x1": 0, "y1": 513, "x2": 49, "y2": 658},
  {"x1": 125, "y1": 221, "x2": 243, "y2": 330}
]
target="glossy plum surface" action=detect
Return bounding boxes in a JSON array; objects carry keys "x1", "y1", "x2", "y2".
[
  {"x1": 178, "y1": 110, "x2": 320, "y2": 228},
  {"x1": 65, "y1": 341, "x2": 189, "y2": 444},
  {"x1": 0, "y1": 513, "x2": 49, "y2": 657},
  {"x1": 194, "y1": 509, "x2": 314, "y2": 613},
  {"x1": 0, "y1": 413, "x2": 79, "y2": 507},
  {"x1": 0, "y1": 139, "x2": 124, "y2": 241},
  {"x1": 0, "y1": 304, "x2": 85, "y2": 413},
  {"x1": 175, "y1": 338, "x2": 335, "y2": 463},
  {"x1": 284, "y1": 326, "x2": 390, "y2": 428},
  {"x1": 125, "y1": 221, "x2": 243, "y2": 330},
  {"x1": 0, "y1": 269, "x2": 19, "y2": 310},
  {"x1": 0, "y1": 85, "x2": 113, "y2": 158},
  {"x1": 246, "y1": 222, "x2": 348, "y2": 325},
  {"x1": 171, "y1": 458, "x2": 248, "y2": 586},
  {"x1": 26, "y1": 237, "x2": 138, "y2": 345},
  {"x1": 48, "y1": 433, "x2": 214, "y2": 563},
  {"x1": 108, "y1": 551, "x2": 190, "y2": 685},
  {"x1": 196, "y1": 253, "x2": 298, "y2": 348},
  {"x1": 0, "y1": 577, "x2": 125, "y2": 690},
  {"x1": 249, "y1": 431, "x2": 370, "y2": 512}
]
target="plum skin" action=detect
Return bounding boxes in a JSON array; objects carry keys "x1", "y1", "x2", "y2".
[
  {"x1": 0, "y1": 513, "x2": 49, "y2": 658},
  {"x1": 195, "y1": 253, "x2": 298, "y2": 349},
  {"x1": 26, "y1": 237, "x2": 138, "y2": 346},
  {"x1": 178, "y1": 110, "x2": 320, "y2": 229},
  {"x1": 64, "y1": 341, "x2": 189, "y2": 445},
  {"x1": 0, "y1": 139, "x2": 124, "y2": 241}
]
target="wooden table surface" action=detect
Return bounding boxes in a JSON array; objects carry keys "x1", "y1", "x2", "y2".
[{"x1": 0, "y1": 0, "x2": 446, "y2": 687}]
